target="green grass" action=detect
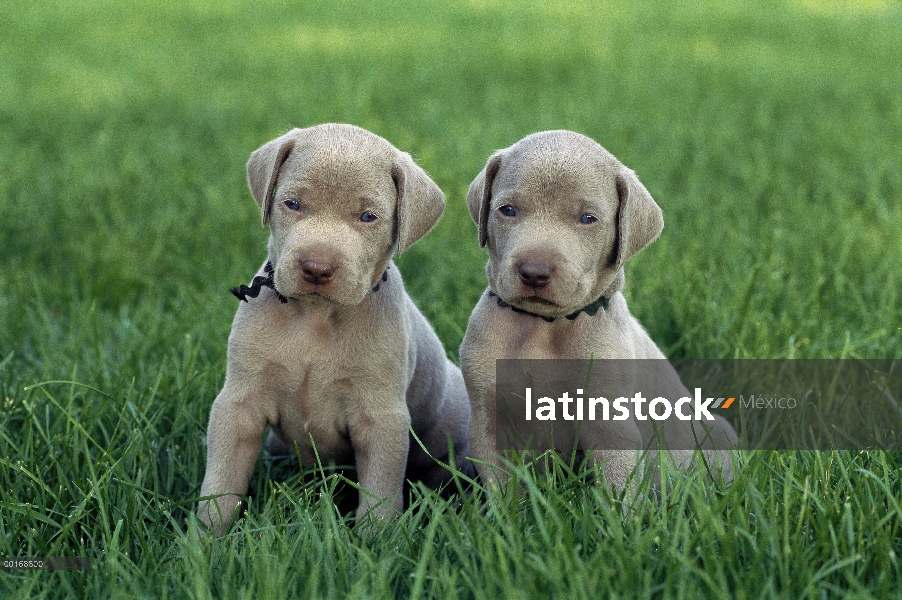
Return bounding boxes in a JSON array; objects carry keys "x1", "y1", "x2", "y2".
[{"x1": 2, "y1": 0, "x2": 901, "y2": 597}]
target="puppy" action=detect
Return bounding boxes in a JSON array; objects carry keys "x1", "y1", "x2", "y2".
[
  {"x1": 460, "y1": 130, "x2": 736, "y2": 495},
  {"x1": 198, "y1": 124, "x2": 472, "y2": 534}
]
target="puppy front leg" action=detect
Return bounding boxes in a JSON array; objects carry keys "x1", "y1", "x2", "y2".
[
  {"x1": 463, "y1": 372, "x2": 512, "y2": 494},
  {"x1": 350, "y1": 408, "x2": 410, "y2": 526},
  {"x1": 588, "y1": 449, "x2": 640, "y2": 495},
  {"x1": 198, "y1": 389, "x2": 267, "y2": 535},
  {"x1": 468, "y1": 392, "x2": 505, "y2": 490}
]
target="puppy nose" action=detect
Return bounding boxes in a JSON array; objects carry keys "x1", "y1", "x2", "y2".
[
  {"x1": 301, "y1": 259, "x2": 335, "y2": 285},
  {"x1": 518, "y1": 261, "x2": 552, "y2": 288}
]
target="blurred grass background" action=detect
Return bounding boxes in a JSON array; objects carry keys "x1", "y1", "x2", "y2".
[{"x1": 1, "y1": 0, "x2": 901, "y2": 597}]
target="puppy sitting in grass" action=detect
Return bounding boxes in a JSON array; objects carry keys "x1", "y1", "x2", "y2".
[
  {"x1": 198, "y1": 124, "x2": 472, "y2": 535},
  {"x1": 460, "y1": 130, "x2": 737, "y2": 497}
]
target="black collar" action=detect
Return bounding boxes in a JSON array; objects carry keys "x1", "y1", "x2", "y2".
[
  {"x1": 231, "y1": 261, "x2": 388, "y2": 304},
  {"x1": 487, "y1": 289, "x2": 609, "y2": 323},
  {"x1": 231, "y1": 261, "x2": 286, "y2": 303}
]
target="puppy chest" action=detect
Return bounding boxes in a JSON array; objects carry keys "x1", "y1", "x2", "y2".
[{"x1": 273, "y1": 370, "x2": 380, "y2": 458}]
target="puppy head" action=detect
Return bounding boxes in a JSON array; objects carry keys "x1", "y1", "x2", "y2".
[
  {"x1": 467, "y1": 130, "x2": 663, "y2": 318},
  {"x1": 246, "y1": 124, "x2": 444, "y2": 305}
]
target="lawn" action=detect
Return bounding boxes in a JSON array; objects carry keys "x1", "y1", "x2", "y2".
[{"x1": 1, "y1": 0, "x2": 901, "y2": 597}]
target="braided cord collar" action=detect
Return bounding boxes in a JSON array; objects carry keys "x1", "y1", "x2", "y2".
[
  {"x1": 231, "y1": 261, "x2": 388, "y2": 304},
  {"x1": 487, "y1": 289, "x2": 609, "y2": 323}
]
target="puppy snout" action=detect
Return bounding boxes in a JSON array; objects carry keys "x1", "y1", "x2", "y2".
[
  {"x1": 518, "y1": 261, "x2": 552, "y2": 288},
  {"x1": 301, "y1": 259, "x2": 335, "y2": 285}
]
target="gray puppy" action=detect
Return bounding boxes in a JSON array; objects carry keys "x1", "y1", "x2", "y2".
[
  {"x1": 198, "y1": 124, "x2": 471, "y2": 534},
  {"x1": 461, "y1": 130, "x2": 736, "y2": 495}
]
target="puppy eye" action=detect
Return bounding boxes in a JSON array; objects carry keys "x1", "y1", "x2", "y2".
[
  {"x1": 360, "y1": 211, "x2": 378, "y2": 223},
  {"x1": 580, "y1": 214, "x2": 598, "y2": 224},
  {"x1": 284, "y1": 200, "x2": 300, "y2": 211},
  {"x1": 498, "y1": 205, "x2": 517, "y2": 217}
]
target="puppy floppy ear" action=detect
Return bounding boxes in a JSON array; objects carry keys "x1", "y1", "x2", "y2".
[
  {"x1": 466, "y1": 151, "x2": 503, "y2": 248},
  {"x1": 246, "y1": 129, "x2": 298, "y2": 225},
  {"x1": 613, "y1": 167, "x2": 664, "y2": 267},
  {"x1": 392, "y1": 152, "x2": 445, "y2": 256}
]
